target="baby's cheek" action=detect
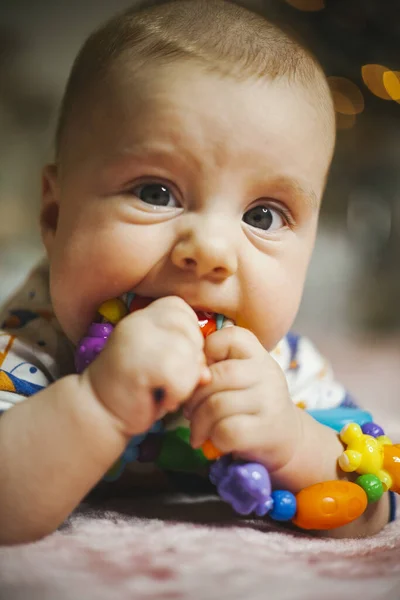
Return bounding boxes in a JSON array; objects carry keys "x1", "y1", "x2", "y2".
[
  {"x1": 242, "y1": 278, "x2": 304, "y2": 351},
  {"x1": 48, "y1": 241, "x2": 115, "y2": 342}
]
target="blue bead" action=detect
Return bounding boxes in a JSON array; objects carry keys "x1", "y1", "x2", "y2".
[
  {"x1": 216, "y1": 314, "x2": 224, "y2": 330},
  {"x1": 269, "y1": 490, "x2": 297, "y2": 521},
  {"x1": 307, "y1": 408, "x2": 373, "y2": 432}
]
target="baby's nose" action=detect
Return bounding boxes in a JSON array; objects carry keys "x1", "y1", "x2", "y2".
[{"x1": 171, "y1": 219, "x2": 238, "y2": 280}]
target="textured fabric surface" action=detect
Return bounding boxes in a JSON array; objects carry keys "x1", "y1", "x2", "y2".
[
  {"x1": 0, "y1": 494, "x2": 400, "y2": 600},
  {"x1": 0, "y1": 335, "x2": 399, "y2": 600}
]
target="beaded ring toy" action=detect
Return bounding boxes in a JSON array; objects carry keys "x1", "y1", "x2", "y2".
[{"x1": 75, "y1": 296, "x2": 400, "y2": 530}]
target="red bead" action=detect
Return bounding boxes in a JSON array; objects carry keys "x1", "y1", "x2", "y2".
[{"x1": 196, "y1": 311, "x2": 217, "y2": 338}]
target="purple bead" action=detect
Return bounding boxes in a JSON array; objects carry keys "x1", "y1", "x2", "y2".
[
  {"x1": 255, "y1": 496, "x2": 274, "y2": 517},
  {"x1": 209, "y1": 455, "x2": 232, "y2": 485},
  {"x1": 361, "y1": 422, "x2": 385, "y2": 438},
  {"x1": 212, "y1": 460, "x2": 272, "y2": 515},
  {"x1": 75, "y1": 321, "x2": 114, "y2": 373},
  {"x1": 87, "y1": 322, "x2": 114, "y2": 338}
]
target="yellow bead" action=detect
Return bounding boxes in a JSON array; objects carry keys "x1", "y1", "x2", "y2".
[
  {"x1": 339, "y1": 450, "x2": 361, "y2": 472},
  {"x1": 98, "y1": 299, "x2": 128, "y2": 324},
  {"x1": 340, "y1": 422, "x2": 362, "y2": 445},
  {"x1": 377, "y1": 435, "x2": 392, "y2": 447},
  {"x1": 378, "y1": 470, "x2": 392, "y2": 491},
  {"x1": 338, "y1": 422, "x2": 386, "y2": 478}
]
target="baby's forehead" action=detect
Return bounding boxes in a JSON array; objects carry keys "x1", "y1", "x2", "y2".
[
  {"x1": 73, "y1": 65, "x2": 332, "y2": 202},
  {"x1": 56, "y1": 0, "x2": 336, "y2": 169},
  {"x1": 107, "y1": 58, "x2": 326, "y2": 121},
  {"x1": 62, "y1": 63, "x2": 333, "y2": 189}
]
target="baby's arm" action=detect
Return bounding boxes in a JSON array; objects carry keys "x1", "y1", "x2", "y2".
[
  {"x1": 266, "y1": 334, "x2": 391, "y2": 537},
  {"x1": 0, "y1": 373, "x2": 128, "y2": 544},
  {"x1": 0, "y1": 297, "x2": 207, "y2": 545},
  {"x1": 186, "y1": 326, "x2": 391, "y2": 538}
]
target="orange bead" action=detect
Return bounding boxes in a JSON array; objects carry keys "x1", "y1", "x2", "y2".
[
  {"x1": 201, "y1": 439, "x2": 223, "y2": 460},
  {"x1": 196, "y1": 311, "x2": 217, "y2": 338},
  {"x1": 383, "y1": 444, "x2": 400, "y2": 493},
  {"x1": 292, "y1": 481, "x2": 368, "y2": 530}
]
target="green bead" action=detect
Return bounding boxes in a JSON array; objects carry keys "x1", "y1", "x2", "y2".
[
  {"x1": 156, "y1": 427, "x2": 209, "y2": 471},
  {"x1": 355, "y1": 474, "x2": 384, "y2": 503}
]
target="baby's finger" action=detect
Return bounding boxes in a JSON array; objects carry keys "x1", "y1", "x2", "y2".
[
  {"x1": 204, "y1": 326, "x2": 264, "y2": 364},
  {"x1": 184, "y1": 358, "x2": 256, "y2": 418},
  {"x1": 189, "y1": 389, "x2": 259, "y2": 448},
  {"x1": 147, "y1": 297, "x2": 204, "y2": 348},
  {"x1": 199, "y1": 365, "x2": 212, "y2": 385},
  {"x1": 208, "y1": 414, "x2": 264, "y2": 455}
]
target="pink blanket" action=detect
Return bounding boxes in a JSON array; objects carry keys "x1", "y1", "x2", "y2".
[{"x1": 1, "y1": 335, "x2": 400, "y2": 599}]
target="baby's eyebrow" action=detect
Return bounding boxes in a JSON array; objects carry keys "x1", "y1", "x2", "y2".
[
  {"x1": 106, "y1": 146, "x2": 320, "y2": 211},
  {"x1": 272, "y1": 176, "x2": 319, "y2": 211},
  {"x1": 109, "y1": 142, "x2": 198, "y2": 172},
  {"x1": 111, "y1": 144, "x2": 170, "y2": 163}
]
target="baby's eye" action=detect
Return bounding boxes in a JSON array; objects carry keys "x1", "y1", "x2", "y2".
[
  {"x1": 242, "y1": 205, "x2": 285, "y2": 232},
  {"x1": 133, "y1": 183, "x2": 180, "y2": 207}
]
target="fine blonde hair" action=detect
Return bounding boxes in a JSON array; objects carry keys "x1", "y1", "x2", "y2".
[{"x1": 56, "y1": 0, "x2": 334, "y2": 159}]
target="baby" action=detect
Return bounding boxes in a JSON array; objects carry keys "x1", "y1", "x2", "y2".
[{"x1": 0, "y1": 0, "x2": 392, "y2": 544}]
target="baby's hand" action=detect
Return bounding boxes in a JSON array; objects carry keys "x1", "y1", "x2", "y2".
[
  {"x1": 184, "y1": 326, "x2": 301, "y2": 475},
  {"x1": 82, "y1": 297, "x2": 209, "y2": 436}
]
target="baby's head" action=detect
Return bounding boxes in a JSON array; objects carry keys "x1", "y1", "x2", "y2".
[{"x1": 41, "y1": 0, "x2": 335, "y2": 349}]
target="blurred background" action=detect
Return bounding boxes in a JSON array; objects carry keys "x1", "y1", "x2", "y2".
[{"x1": 0, "y1": 0, "x2": 399, "y2": 414}]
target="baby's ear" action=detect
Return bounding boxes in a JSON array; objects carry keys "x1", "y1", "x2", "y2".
[{"x1": 40, "y1": 163, "x2": 59, "y2": 256}]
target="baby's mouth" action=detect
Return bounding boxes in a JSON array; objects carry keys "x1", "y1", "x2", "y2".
[
  {"x1": 94, "y1": 295, "x2": 235, "y2": 340},
  {"x1": 195, "y1": 310, "x2": 225, "y2": 337},
  {"x1": 122, "y1": 293, "x2": 233, "y2": 334}
]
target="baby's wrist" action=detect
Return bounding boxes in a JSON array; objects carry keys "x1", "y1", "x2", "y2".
[
  {"x1": 77, "y1": 369, "x2": 131, "y2": 443},
  {"x1": 269, "y1": 408, "x2": 345, "y2": 492},
  {"x1": 43, "y1": 373, "x2": 130, "y2": 480}
]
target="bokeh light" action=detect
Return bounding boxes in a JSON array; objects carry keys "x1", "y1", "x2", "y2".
[
  {"x1": 284, "y1": 0, "x2": 325, "y2": 12},
  {"x1": 361, "y1": 64, "x2": 392, "y2": 100},
  {"x1": 329, "y1": 76, "x2": 364, "y2": 129},
  {"x1": 335, "y1": 112, "x2": 356, "y2": 130},
  {"x1": 383, "y1": 70, "x2": 400, "y2": 103},
  {"x1": 328, "y1": 77, "x2": 365, "y2": 115},
  {"x1": 331, "y1": 91, "x2": 355, "y2": 115}
]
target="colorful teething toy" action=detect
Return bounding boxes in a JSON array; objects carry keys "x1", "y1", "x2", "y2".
[{"x1": 75, "y1": 295, "x2": 400, "y2": 530}]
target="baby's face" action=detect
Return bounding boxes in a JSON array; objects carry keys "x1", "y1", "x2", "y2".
[{"x1": 42, "y1": 63, "x2": 334, "y2": 349}]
